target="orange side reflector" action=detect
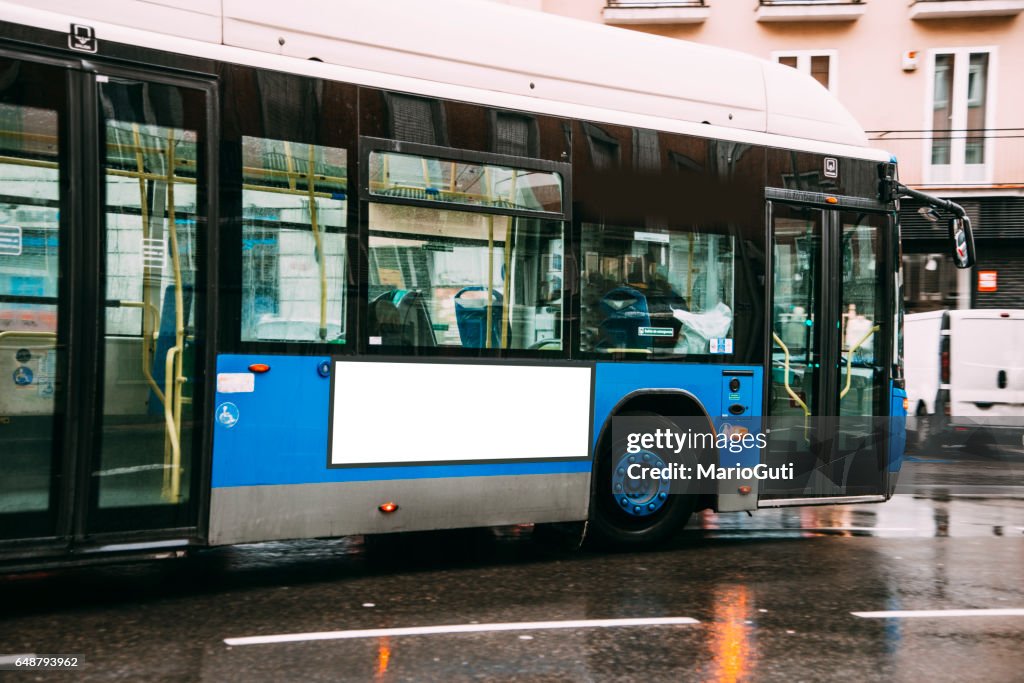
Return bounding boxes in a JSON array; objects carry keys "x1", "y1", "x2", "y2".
[
  {"x1": 738, "y1": 486, "x2": 752, "y2": 495},
  {"x1": 378, "y1": 502, "x2": 399, "y2": 514},
  {"x1": 826, "y1": 196, "x2": 838, "y2": 204},
  {"x1": 248, "y1": 363, "x2": 271, "y2": 373},
  {"x1": 903, "y1": 397, "x2": 909, "y2": 411}
]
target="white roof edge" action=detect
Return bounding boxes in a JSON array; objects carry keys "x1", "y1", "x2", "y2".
[{"x1": 0, "y1": 0, "x2": 890, "y2": 163}]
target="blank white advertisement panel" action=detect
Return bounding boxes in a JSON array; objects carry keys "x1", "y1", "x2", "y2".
[{"x1": 330, "y1": 361, "x2": 593, "y2": 465}]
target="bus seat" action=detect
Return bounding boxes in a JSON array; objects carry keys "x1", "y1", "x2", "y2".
[
  {"x1": 367, "y1": 295, "x2": 402, "y2": 346},
  {"x1": 394, "y1": 290, "x2": 436, "y2": 347},
  {"x1": 597, "y1": 286, "x2": 651, "y2": 351},
  {"x1": 454, "y1": 286, "x2": 502, "y2": 348},
  {"x1": 369, "y1": 289, "x2": 437, "y2": 347}
]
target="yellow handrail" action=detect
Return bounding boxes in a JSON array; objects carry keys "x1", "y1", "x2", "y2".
[
  {"x1": 117, "y1": 301, "x2": 164, "y2": 405},
  {"x1": 500, "y1": 216, "x2": 513, "y2": 349},
  {"x1": 162, "y1": 130, "x2": 186, "y2": 504},
  {"x1": 307, "y1": 144, "x2": 328, "y2": 340},
  {"x1": 485, "y1": 214, "x2": 494, "y2": 349},
  {"x1": 0, "y1": 330, "x2": 56, "y2": 342},
  {"x1": 840, "y1": 324, "x2": 880, "y2": 400},
  {"x1": 282, "y1": 141, "x2": 298, "y2": 192},
  {"x1": 163, "y1": 345, "x2": 181, "y2": 500},
  {"x1": 772, "y1": 332, "x2": 810, "y2": 441}
]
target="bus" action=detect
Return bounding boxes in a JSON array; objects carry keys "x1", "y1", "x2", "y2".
[{"x1": 0, "y1": 0, "x2": 973, "y2": 568}]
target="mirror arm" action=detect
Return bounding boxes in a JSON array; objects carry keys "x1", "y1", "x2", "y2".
[{"x1": 892, "y1": 182, "x2": 967, "y2": 219}]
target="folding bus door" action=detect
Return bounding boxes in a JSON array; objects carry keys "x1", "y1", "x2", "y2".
[
  {"x1": 0, "y1": 52, "x2": 72, "y2": 544},
  {"x1": 761, "y1": 199, "x2": 891, "y2": 504},
  {"x1": 84, "y1": 65, "x2": 215, "y2": 537},
  {"x1": 0, "y1": 50, "x2": 215, "y2": 558}
]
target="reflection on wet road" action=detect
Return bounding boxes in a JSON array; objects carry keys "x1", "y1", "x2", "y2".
[{"x1": 1, "y1": 455, "x2": 1021, "y2": 682}]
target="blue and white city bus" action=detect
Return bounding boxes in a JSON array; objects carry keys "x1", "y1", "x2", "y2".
[{"x1": 0, "y1": 0, "x2": 973, "y2": 568}]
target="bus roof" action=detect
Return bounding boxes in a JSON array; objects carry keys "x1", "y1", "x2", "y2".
[{"x1": 5, "y1": 0, "x2": 885, "y2": 157}]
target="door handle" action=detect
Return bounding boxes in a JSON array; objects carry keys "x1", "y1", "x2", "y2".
[{"x1": 998, "y1": 370, "x2": 1007, "y2": 389}]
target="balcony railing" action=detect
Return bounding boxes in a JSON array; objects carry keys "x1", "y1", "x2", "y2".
[
  {"x1": 603, "y1": 1, "x2": 711, "y2": 25},
  {"x1": 909, "y1": 0, "x2": 1024, "y2": 20},
  {"x1": 756, "y1": 0, "x2": 866, "y2": 22},
  {"x1": 606, "y1": 1, "x2": 706, "y2": 5}
]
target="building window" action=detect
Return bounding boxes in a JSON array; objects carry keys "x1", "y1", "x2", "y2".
[
  {"x1": 773, "y1": 51, "x2": 837, "y2": 92},
  {"x1": 926, "y1": 48, "x2": 994, "y2": 184}
]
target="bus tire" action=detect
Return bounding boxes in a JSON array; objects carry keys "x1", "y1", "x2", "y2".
[{"x1": 587, "y1": 411, "x2": 704, "y2": 549}]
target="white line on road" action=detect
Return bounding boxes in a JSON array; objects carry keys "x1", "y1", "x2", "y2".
[
  {"x1": 225, "y1": 616, "x2": 700, "y2": 646},
  {"x1": 852, "y1": 608, "x2": 1024, "y2": 619}
]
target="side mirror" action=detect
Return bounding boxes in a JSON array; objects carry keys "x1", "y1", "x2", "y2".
[{"x1": 949, "y1": 216, "x2": 976, "y2": 269}]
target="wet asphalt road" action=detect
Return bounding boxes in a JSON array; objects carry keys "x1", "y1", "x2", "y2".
[{"x1": 1, "y1": 449, "x2": 1022, "y2": 682}]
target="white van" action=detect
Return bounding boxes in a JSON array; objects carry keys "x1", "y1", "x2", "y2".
[{"x1": 905, "y1": 309, "x2": 1024, "y2": 452}]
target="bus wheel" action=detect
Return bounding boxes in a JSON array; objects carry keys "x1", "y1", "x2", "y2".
[{"x1": 587, "y1": 412, "x2": 703, "y2": 549}]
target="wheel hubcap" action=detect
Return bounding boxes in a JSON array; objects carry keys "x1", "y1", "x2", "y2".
[{"x1": 610, "y1": 450, "x2": 670, "y2": 517}]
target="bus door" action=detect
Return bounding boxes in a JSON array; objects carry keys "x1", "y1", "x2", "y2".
[
  {"x1": 0, "y1": 50, "x2": 213, "y2": 555},
  {"x1": 761, "y1": 198, "x2": 891, "y2": 504}
]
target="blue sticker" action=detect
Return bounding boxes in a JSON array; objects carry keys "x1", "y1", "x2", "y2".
[
  {"x1": 216, "y1": 401, "x2": 240, "y2": 428},
  {"x1": 709, "y1": 338, "x2": 734, "y2": 354},
  {"x1": 13, "y1": 365, "x2": 33, "y2": 386}
]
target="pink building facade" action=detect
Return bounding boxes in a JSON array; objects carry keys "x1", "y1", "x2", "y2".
[{"x1": 496, "y1": 0, "x2": 1024, "y2": 312}]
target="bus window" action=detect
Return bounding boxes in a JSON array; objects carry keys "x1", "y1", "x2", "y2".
[
  {"x1": 580, "y1": 225, "x2": 735, "y2": 355},
  {"x1": 367, "y1": 204, "x2": 564, "y2": 351},
  {"x1": 367, "y1": 150, "x2": 562, "y2": 214},
  {"x1": 240, "y1": 137, "x2": 347, "y2": 343}
]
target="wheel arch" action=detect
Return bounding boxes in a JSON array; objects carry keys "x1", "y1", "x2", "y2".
[{"x1": 591, "y1": 389, "x2": 718, "y2": 510}]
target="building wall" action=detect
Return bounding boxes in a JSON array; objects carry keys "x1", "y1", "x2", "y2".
[
  {"x1": 490, "y1": 0, "x2": 1024, "y2": 311},
  {"x1": 532, "y1": 1, "x2": 1024, "y2": 193}
]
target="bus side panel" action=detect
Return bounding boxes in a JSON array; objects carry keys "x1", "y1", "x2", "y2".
[
  {"x1": 592, "y1": 362, "x2": 764, "y2": 465},
  {"x1": 209, "y1": 354, "x2": 591, "y2": 545}
]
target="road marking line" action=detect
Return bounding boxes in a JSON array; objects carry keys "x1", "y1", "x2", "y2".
[
  {"x1": 225, "y1": 617, "x2": 699, "y2": 646},
  {"x1": 852, "y1": 608, "x2": 1024, "y2": 619}
]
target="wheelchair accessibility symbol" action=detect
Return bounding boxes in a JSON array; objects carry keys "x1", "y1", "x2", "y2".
[
  {"x1": 13, "y1": 365, "x2": 33, "y2": 386},
  {"x1": 217, "y1": 402, "x2": 240, "y2": 428}
]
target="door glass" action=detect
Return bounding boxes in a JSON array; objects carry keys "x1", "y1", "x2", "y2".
[
  {"x1": 839, "y1": 212, "x2": 886, "y2": 417},
  {"x1": 764, "y1": 204, "x2": 822, "y2": 497},
  {"x1": 94, "y1": 77, "x2": 204, "y2": 524},
  {"x1": 0, "y1": 58, "x2": 65, "y2": 539},
  {"x1": 764, "y1": 204, "x2": 890, "y2": 499},
  {"x1": 835, "y1": 211, "x2": 887, "y2": 494},
  {"x1": 769, "y1": 205, "x2": 821, "y2": 418}
]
